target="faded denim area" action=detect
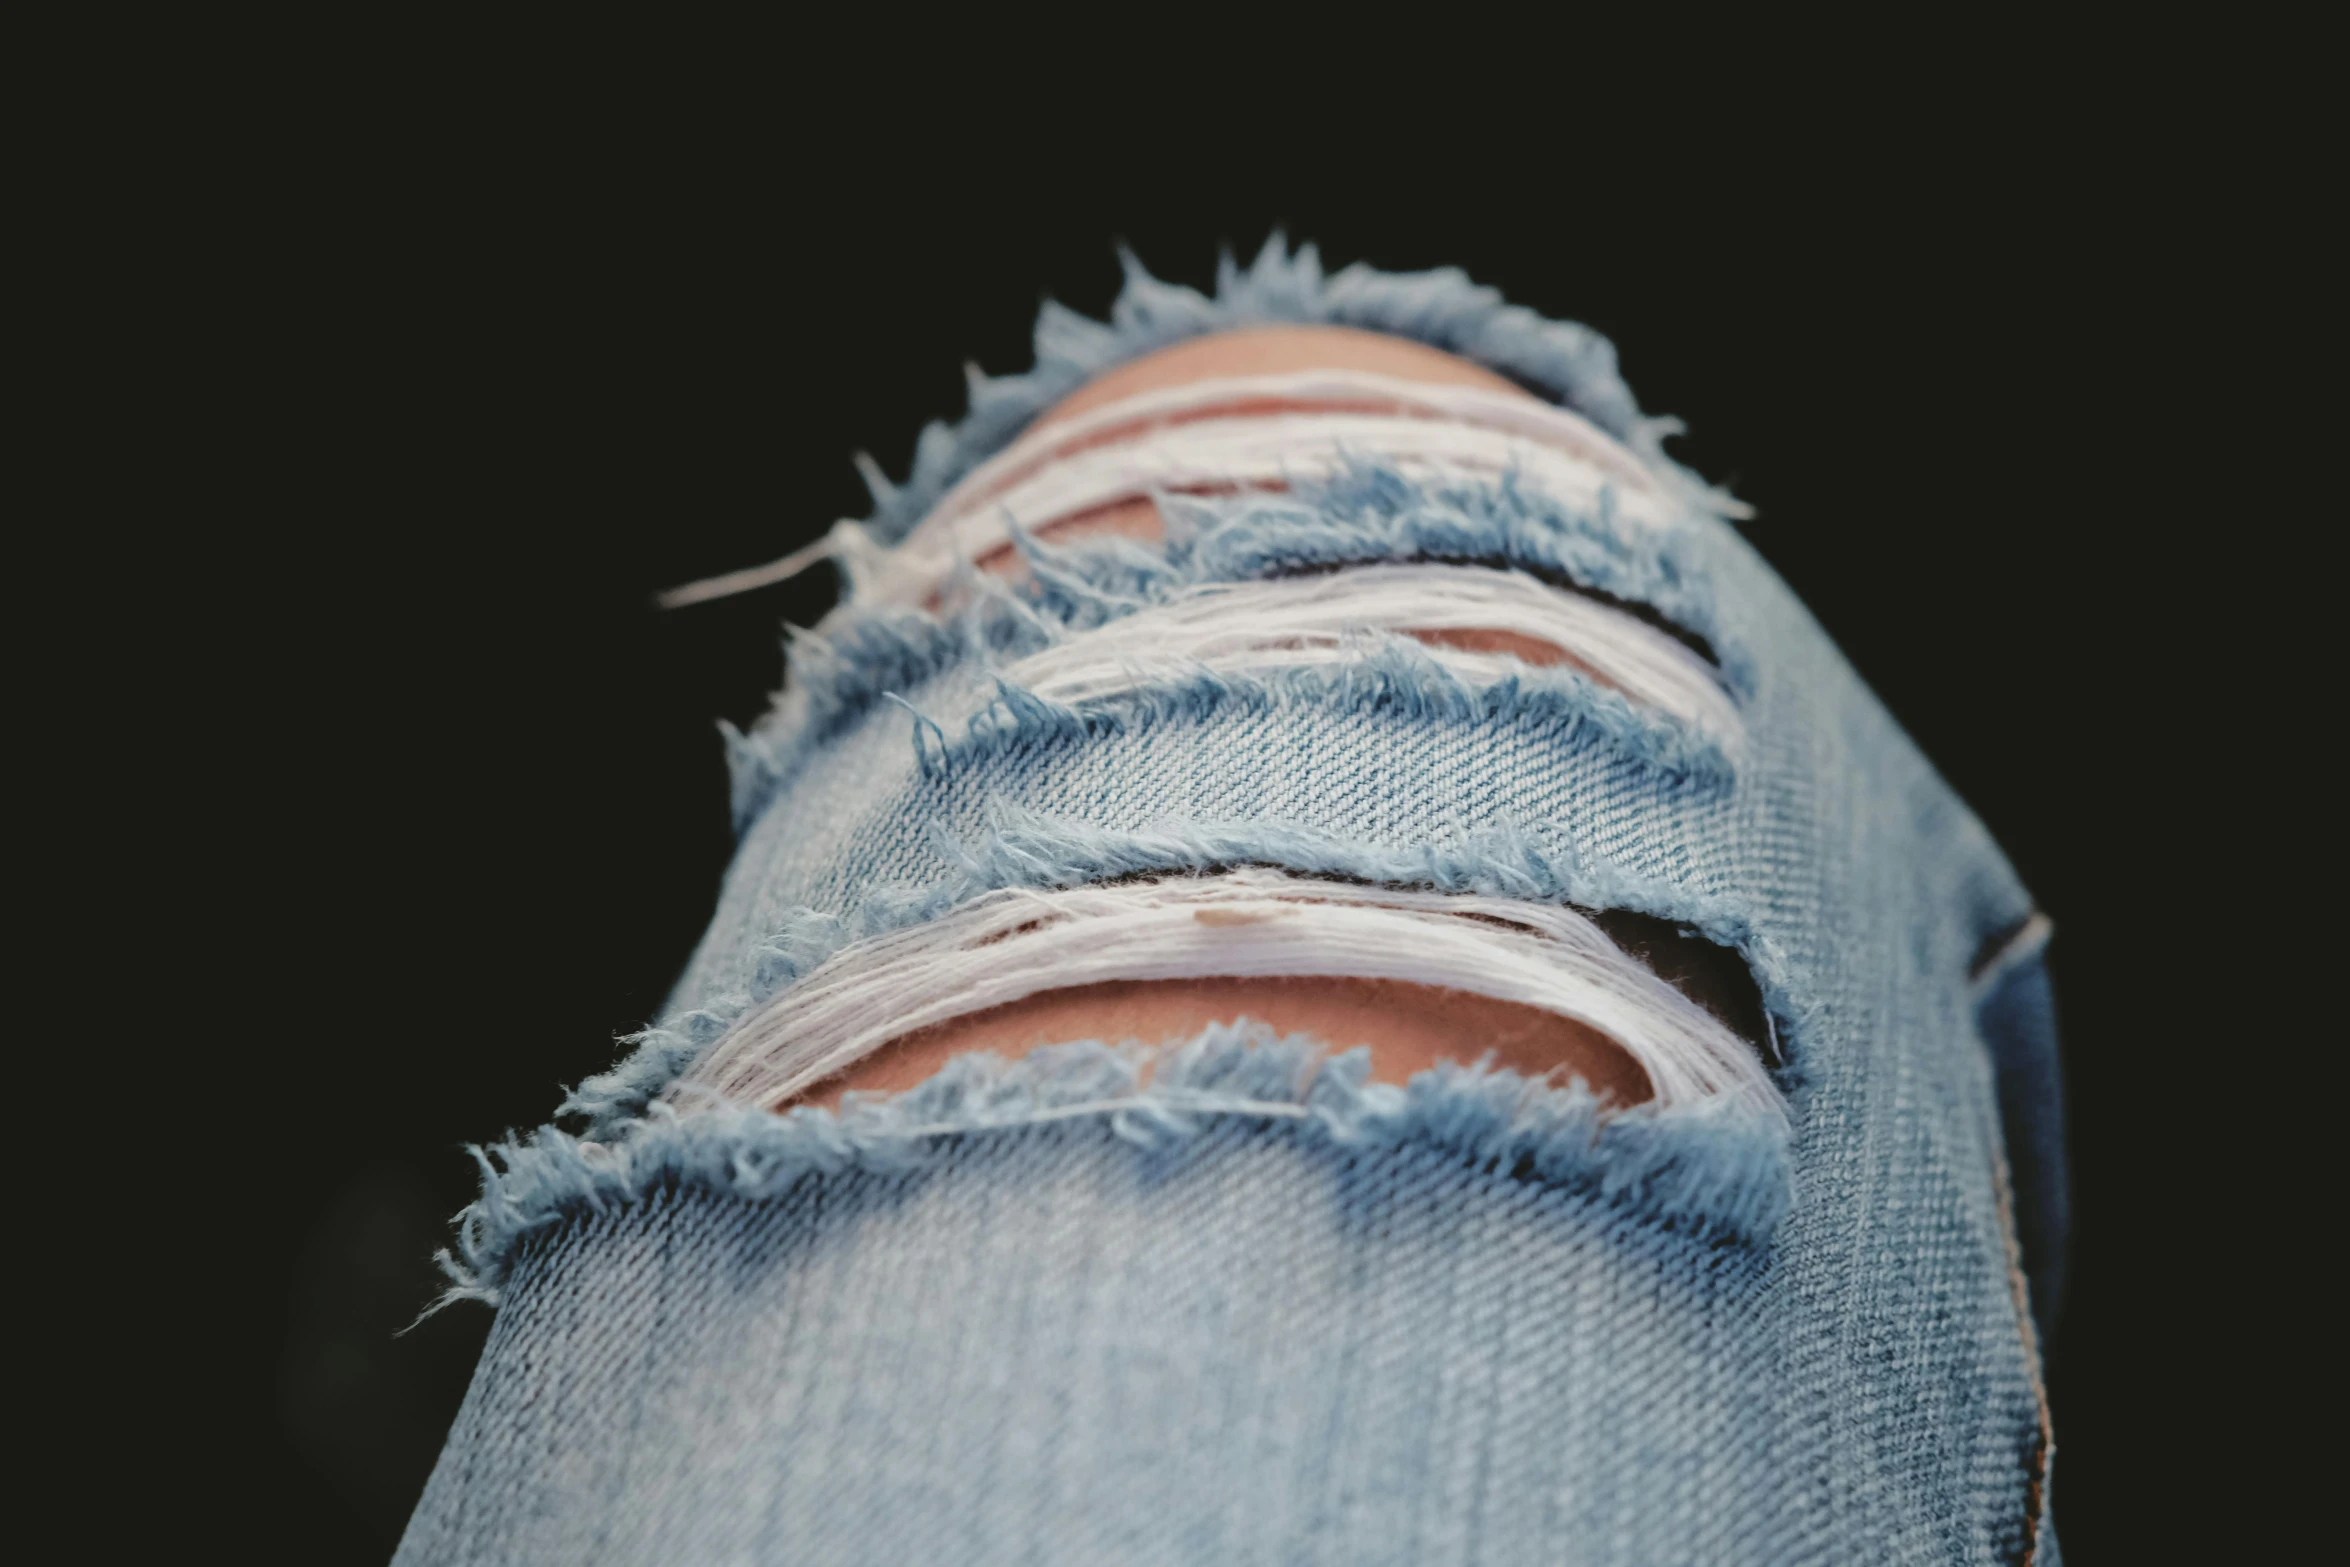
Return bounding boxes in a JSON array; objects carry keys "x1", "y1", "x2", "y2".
[{"x1": 402, "y1": 240, "x2": 2063, "y2": 1565}]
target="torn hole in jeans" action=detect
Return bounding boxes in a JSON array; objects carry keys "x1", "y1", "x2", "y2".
[
  {"x1": 992, "y1": 561, "x2": 1740, "y2": 741},
  {"x1": 732, "y1": 367, "x2": 1698, "y2": 613},
  {"x1": 659, "y1": 366, "x2": 1728, "y2": 698},
  {"x1": 905, "y1": 368, "x2": 1679, "y2": 579},
  {"x1": 1263, "y1": 552, "x2": 1725, "y2": 671},
  {"x1": 1056, "y1": 868, "x2": 1781, "y2": 1070},
  {"x1": 673, "y1": 868, "x2": 1786, "y2": 1125},
  {"x1": 807, "y1": 976, "x2": 1655, "y2": 1110},
  {"x1": 953, "y1": 514, "x2": 1728, "y2": 682}
]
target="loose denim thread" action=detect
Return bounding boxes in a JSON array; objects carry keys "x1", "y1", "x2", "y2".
[
  {"x1": 434, "y1": 1023, "x2": 1797, "y2": 1314},
  {"x1": 559, "y1": 810, "x2": 1807, "y2": 1139}
]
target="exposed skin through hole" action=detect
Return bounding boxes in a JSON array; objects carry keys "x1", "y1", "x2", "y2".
[
  {"x1": 965, "y1": 326, "x2": 1528, "y2": 577},
  {"x1": 949, "y1": 326, "x2": 1611, "y2": 681},
  {"x1": 1405, "y1": 624, "x2": 1602, "y2": 673},
  {"x1": 805, "y1": 327, "x2": 1707, "y2": 1108},
  {"x1": 801, "y1": 976, "x2": 1654, "y2": 1111},
  {"x1": 966, "y1": 495, "x2": 1167, "y2": 575}
]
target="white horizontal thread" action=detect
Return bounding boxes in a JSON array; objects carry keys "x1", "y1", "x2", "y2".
[
  {"x1": 679, "y1": 869, "x2": 1784, "y2": 1124},
  {"x1": 930, "y1": 368, "x2": 1664, "y2": 521},
  {"x1": 875, "y1": 401, "x2": 1688, "y2": 604},
  {"x1": 999, "y1": 562, "x2": 1739, "y2": 741}
]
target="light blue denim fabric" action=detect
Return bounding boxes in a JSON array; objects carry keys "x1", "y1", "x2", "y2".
[{"x1": 399, "y1": 240, "x2": 2064, "y2": 1565}]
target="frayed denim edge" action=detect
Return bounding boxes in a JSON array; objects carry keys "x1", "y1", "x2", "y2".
[
  {"x1": 1166, "y1": 464, "x2": 1755, "y2": 696},
  {"x1": 728, "y1": 462, "x2": 1750, "y2": 835},
  {"x1": 920, "y1": 642, "x2": 1732, "y2": 791},
  {"x1": 852, "y1": 233, "x2": 1743, "y2": 546},
  {"x1": 723, "y1": 609, "x2": 992, "y2": 835},
  {"x1": 733, "y1": 630, "x2": 1728, "y2": 842},
  {"x1": 431, "y1": 1023, "x2": 1794, "y2": 1313},
  {"x1": 565, "y1": 811, "x2": 1808, "y2": 1137}
]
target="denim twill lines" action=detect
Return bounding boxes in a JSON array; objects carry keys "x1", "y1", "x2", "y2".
[{"x1": 403, "y1": 240, "x2": 2063, "y2": 1565}]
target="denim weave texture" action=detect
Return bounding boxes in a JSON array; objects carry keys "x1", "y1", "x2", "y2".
[{"x1": 399, "y1": 239, "x2": 2062, "y2": 1565}]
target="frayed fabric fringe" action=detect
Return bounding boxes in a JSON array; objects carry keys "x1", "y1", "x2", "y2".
[
  {"x1": 721, "y1": 608, "x2": 1005, "y2": 834},
  {"x1": 849, "y1": 234, "x2": 1741, "y2": 548},
  {"x1": 436, "y1": 1024, "x2": 1795, "y2": 1313},
  {"x1": 561, "y1": 811, "x2": 1804, "y2": 1136},
  {"x1": 909, "y1": 638, "x2": 1732, "y2": 791},
  {"x1": 1163, "y1": 465, "x2": 1745, "y2": 690},
  {"x1": 726, "y1": 462, "x2": 1746, "y2": 836}
]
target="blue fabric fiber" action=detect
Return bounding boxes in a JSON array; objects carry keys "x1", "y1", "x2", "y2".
[{"x1": 399, "y1": 241, "x2": 2064, "y2": 1565}]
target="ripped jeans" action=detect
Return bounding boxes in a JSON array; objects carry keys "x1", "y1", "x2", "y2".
[{"x1": 397, "y1": 241, "x2": 2067, "y2": 1566}]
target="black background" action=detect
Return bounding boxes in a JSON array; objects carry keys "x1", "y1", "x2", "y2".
[{"x1": 154, "y1": 65, "x2": 2308, "y2": 1565}]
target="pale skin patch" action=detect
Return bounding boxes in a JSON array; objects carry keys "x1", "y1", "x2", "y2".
[
  {"x1": 803, "y1": 976, "x2": 1654, "y2": 1111},
  {"x1": 802, "y1": 326, "x2": 1660, "y2": 1109}
]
